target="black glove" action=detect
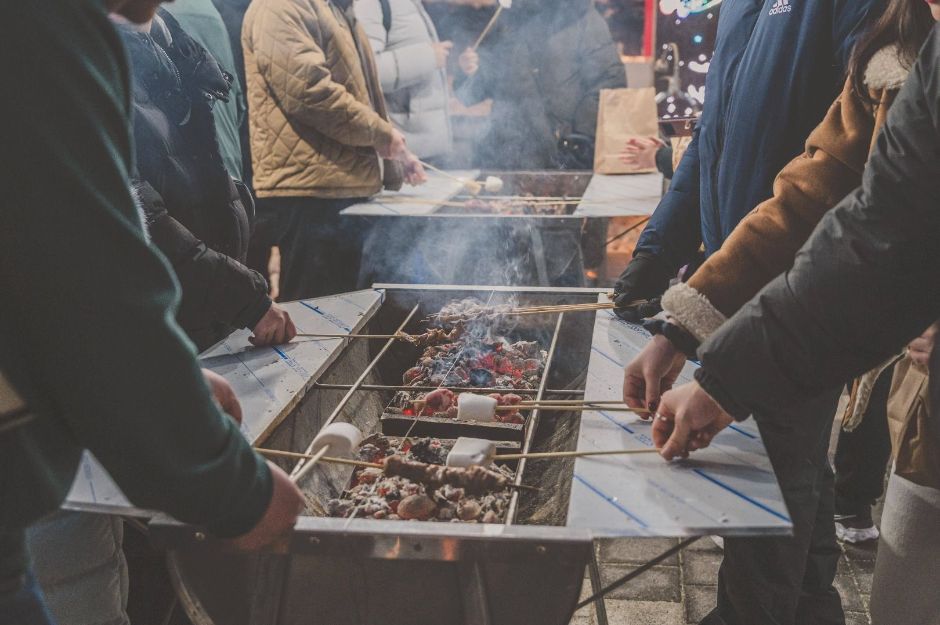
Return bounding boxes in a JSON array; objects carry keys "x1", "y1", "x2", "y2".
[{"x1": 612, "y1": 253, "x2": 673, "y2": 322}]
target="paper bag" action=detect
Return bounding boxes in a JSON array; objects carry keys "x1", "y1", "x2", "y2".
[
  {"x1": 888, "y1": 356, "x2": 940, "y2": 489},
  {"x1": 594, "y1": 87, "x2": 659, "y2": 175}
]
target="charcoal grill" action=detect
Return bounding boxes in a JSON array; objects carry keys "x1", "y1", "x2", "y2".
[
  {"x1": 68, "y1": 285, "x2": 788, "y2": 625},
  {"x1": 350, "y1": 171, "x2": 660, "y2": 287},
  {"x1": 152, "y1": 285, "x2": 602, "y2": 625}
]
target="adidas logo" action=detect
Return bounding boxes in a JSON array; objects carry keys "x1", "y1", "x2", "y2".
[{"x1": 769, "y1": 0, "x2": 792, "y2": 15}]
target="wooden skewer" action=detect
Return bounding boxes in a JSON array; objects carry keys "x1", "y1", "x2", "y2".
[
  {"x1": 295, "y1": 333, "x2": 404, "y2": 340},
  {"x1": 496, "y1": 405, "x2": 648, "y2": 413},
  {"x1": 472, "y1": 5, "x2": 503, "y2": 50},
  {"x1": 258, "y1": 448, "x2": 538, "y2": 493},
  {"x1": 418, "y1": 161, "x2": 483, "y2": 194},
  {"x1": 258, "y1": 447, "x2": 383, "y2": 469},
  {"x1": 500, "y1": 448, "x2": 660, "y2": 461}
]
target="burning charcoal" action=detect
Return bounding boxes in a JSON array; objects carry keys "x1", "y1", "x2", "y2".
[
  {"x1": 482, "y1": 510, "x2": 500, "y2": 524},
  {"x1": 438, "y1": 506, "x2": 456, "y2": 521},
  {"x1": 398, "y1": 494, "x2": 437, "y2": 521},
  {"x1": 457, "y1": 500, "x2": 481, "y2": 521},
  {"x1": 470, "y1": 368, "x2": 495, "y2": 387}
]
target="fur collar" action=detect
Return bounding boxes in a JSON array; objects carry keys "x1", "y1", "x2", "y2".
[{"x1": 864, "y1": 45, "x2": 910, "y2": 91}]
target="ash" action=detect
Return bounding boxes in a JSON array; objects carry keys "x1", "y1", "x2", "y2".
[{"x1": 327, "y1": 435, "x2": 514, "y2": 524}]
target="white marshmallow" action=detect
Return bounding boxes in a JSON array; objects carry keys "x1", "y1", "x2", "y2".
[
  {"x1": 456, "y1": 393, "x2": 498, "y2": 422},
  {"x1": 498, "y1": 0, "x2": 512, "y2": 8},
  {"x1": 446, "y1": 437, "x2": 497, "y2": 468},
  {"x1": 311, "y1": 422, "x2": 363, "y2": 458},
  {"x1": 484, "y1": 176, "x2": 504, "y2": 193}
]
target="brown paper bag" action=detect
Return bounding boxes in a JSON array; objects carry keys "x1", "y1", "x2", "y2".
[
  {"x1": 888, "y1": 356, "x2": 940, "y2": 489},
  {"x1": 593, "y1": 87, "x2": 659, "y2": 175}
]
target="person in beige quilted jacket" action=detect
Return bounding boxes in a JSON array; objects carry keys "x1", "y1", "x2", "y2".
[{"x1": 243, "y1": 0, "x2": 425, "y2": 300}]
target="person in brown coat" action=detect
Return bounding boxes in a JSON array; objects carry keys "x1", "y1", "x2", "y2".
[
  {"x1": 242, "y1": 0, "x2": 425, "y2": 300},
  {"x1": 622, "y1": 0, "x2": 938, "y2": 622}
]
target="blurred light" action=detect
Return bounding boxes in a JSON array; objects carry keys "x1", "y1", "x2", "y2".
[{"x1": 693, "y1": 35, "x2": 704, "y2": 44}]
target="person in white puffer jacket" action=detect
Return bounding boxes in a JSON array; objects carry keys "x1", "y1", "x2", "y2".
[{"x1": 357, "y1": 0, "x2": 453, "y2": 162}]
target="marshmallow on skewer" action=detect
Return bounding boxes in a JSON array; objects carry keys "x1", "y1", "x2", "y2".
[
  {"x1": 483, "y1": 176, "x2": 504, "y2": 193},
  {"x1": 446, "y1": 437, "x2": 498, "y2": 468},
  {"x1": 456, "y1": 393, "x2": 499, "y2": 422},
  {"x1": 311, "y1": 422, "x2": 363, "y2": 458},
  {"x1": 498, "y1": 0, "x2": 512, "y2": 7}
]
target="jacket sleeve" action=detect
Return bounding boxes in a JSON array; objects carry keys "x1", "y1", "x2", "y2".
[
  {"x1": 633, "y1": 125, "x2": 704, "y2": 273},
  {"x1": 357, "y1": 0, "x2": 437, "y2": 93},
  {"x1": 696, "y1": 31, "x2": 940, "y2": 424},
  {"x1": 661, "y1": 78, "x2": 878, "y2": 341},
  {"x1": 572, "y1": 11, "x2": 627, "y2": 137},
  {"x1": 1, "y1": 5, "x2": 271, "y2": 538},
  {"x1": 136, "y1": 181, "x2": 271, "y2": 333},
  {"x1": 248, "y1": 3, "x2": 395, "y2": 148}
]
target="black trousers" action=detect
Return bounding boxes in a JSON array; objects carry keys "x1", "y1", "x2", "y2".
[
  {"x1": 247, "y1": 197, "x2": 367, "y2": 301},
  {"x1": 703, "y1": 388, "x2": 845, "y2": 625},
  {"x1": 833, "y1": 369, "x2": 893, "y2": 516}
]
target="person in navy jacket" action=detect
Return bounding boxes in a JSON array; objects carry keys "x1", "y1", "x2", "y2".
[{"x1": 613, "y1": 0, "x2": 884, "y2": 318}]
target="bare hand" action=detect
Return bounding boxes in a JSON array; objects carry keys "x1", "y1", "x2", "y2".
[
  {"x1": 250, "y1": 303, "x2": 297, "y2": 346},
  {"x1": 378, "y1": 129, "x2": 409, "y2": 160},
  {"x1": 459, "y1": 48, "x2": 480, "y2": 76},
  {"x1": 230, "y1": 461, "x2": 304, "y2": 551},
  {"x1": 908, "y1": 321, "x2": 939, "y2": 367},
  {"x1": 401, "y1": 153, "x2": 428, "y2": 185},
  {"x1": 433, "y1": 41, "x2": 454, "y2": 69},
  {"x1": 620, "y1": 136, "x2": 665, "y2": 170},
  {"x1": 623, "y1": 334, "x2": 687, "y2": 417},
  {"x1": 202, "y1": 369, "x2": 243, "y2": 424},
  {"x1": 654, "y1": 382, "x2": 734, "y2": 461}
]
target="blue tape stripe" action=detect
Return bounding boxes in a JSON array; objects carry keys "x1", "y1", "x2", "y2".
[
  {"x1": 693, "y1": 469, "x2": 790, "y2": 522},
  {"x1": 597, "y1": 410, "x2": 635, "y2": 434},
  {"x1": 298, "y1": 301, "x2": 352, "y2": 332},
  {"x1": 573, "y1": 473, "x2": 648, "y2": 528},
  {"x1": 272, "y1": 346, "x2": 311, "y2": 379},
  {"x1": 728, "y1": 424, "x2": 757, "y2": 440},
  {"x1": 591, "y1": 346, "x2": 625, "y2": 368}
]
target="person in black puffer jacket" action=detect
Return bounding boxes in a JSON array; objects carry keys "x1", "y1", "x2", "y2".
[{"x1": 117, "y1": 11, "x2": 295, "y2": 351}]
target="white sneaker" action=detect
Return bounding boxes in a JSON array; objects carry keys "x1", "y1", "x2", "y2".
[
  {"x1": 835, "y1": 519, "x2": 880, "y2": 544},
  {"x1": 710, "y1": 535, "x2": 724, "y2": 550}
]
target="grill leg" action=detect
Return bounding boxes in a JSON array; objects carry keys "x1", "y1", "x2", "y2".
[
  {"x1": 588, "y1": 544, "x2": 609, "y2": 625},
  {"x1": 529, "y1": 229, "x2": 551, "y2": 286},
  {"x1": 458, "y1": 560, "x2": 493, "y2": 625}
]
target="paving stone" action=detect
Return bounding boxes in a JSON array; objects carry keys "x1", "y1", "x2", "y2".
[
  {"x1": 845, "y1": 611, "x2": 870, "y2": 625},
  {"x1": 684, "y1": 585, "x2": 717, "y2": 624},
  {"x1": 569, "y1": 603, "x2": 596, "y2": 625},
  {"x1": 597, "y1": 538, "x2": 681, "y2": 565},
  {"x1": 681, "y1": 550, "x2": 722, "y2": 586},
  {"x1": 605, "y1": 600, "x2": 685, "y2": 625},
  {"x1": 834, "y1": 573, "x2": 864, "y2": 613},
  {"x1": 843, "y1": 541, "x2": 878, "y2": 563},
  {"x1": 599, "y1": 564, "x2": 681, "y2": 602},
  {"x1": 854, "y1": 570, "x2": 873, "y2": 595},
  {"x1": 684, "y1": 536, "x2": 723, "y2": 552},
  {"x1": 848, "y1": 553, "x2": 876, "y2": 575}
]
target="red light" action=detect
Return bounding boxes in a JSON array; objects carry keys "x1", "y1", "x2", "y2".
[{"x1": 403, "y1": 408, "x2": 415, "y2": 416}]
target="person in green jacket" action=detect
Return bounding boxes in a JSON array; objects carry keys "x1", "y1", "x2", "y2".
[
  {"x1": 0, "y1": 1, "x2": 303, "y2": 622},
  {"x1": 163, "y1": 0, "x2": 248, "y2": 181}
]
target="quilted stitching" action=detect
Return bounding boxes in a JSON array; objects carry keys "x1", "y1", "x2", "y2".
[{"x1": 243, "y1": 0, "x2": 394, "y2": 198}]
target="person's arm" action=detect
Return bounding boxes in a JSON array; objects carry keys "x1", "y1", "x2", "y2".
[
  {"x1": 632, "y1": 125, "x2": 704, "y2": 273},
  {"x1": 662, "y1": 78, "x2": 878, "y2": 341},
  {"x1": 698, "y1": 29, "x2": 940, "y2": 420},
  {"x1": 246, "y1": 3, "x2": 395, "y2": 148},
  {"x1": 356, "y1": 0, "x2": 438, "y2": 93},
  {"x1": 1, "y1": 3, "x2": 274, "y2": 537},
  {"x1": 135, "y1": 181, "x2": 272, "y2": 333}
]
